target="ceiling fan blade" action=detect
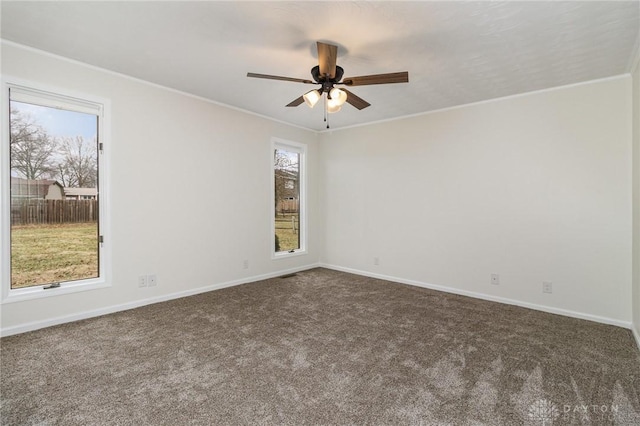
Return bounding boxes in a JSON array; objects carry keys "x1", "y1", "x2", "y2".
[
  {"x1": 286, "y1": 96, "x2": 305, "y2": 107},
  {"x1": 317, "y1": 42, "x2": 338, "y2": 79},
  {"x1": 342, "y1": 89, "x2": 371, "y2": 110},
  {"x1": 247, "y1": 73, "x2": 314, "y2": 84},
  {"x1": 342, "y1": 71, "x2": 409, "y2": 86}
]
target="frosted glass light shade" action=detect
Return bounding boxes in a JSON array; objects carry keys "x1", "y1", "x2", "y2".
[
  {"x1": 303, "y1": 90, "x2": 321, "y2": 108},
  {"x1": 327, "y1": 98, "x2": 342, "y2": 113},
  {"x1": 329, "y1": 88, "x2": 347, "y2": 106}
]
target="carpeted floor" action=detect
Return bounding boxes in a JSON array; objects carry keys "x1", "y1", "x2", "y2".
[{"x1": 1, "y1": 268, "x2": 639, "y2": 425}]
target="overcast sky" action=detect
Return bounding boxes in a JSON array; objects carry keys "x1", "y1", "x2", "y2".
[{"x1": 11, "y1": 101, "x2": 97, "y2": 140}]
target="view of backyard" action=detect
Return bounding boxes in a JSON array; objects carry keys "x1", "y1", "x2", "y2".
[
  {"x1": 274, "y1": 146, "x2": 301, "y2": 253},
  {"x1": 9, "y1": 95, "x2": 101, "y2": 289},
  {"x1": 10, "y1": 223, "x2": 99, "y2": 288},
  {"x1": 275, "y1": 213, "x2": 300, "y2": 252}
]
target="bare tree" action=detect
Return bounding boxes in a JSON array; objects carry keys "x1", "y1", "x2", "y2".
[
  {"x1": 57, "y1": 136, "x2": 97, "y2": 188},
  {"x1": 10, "y1": 110, "x2": 58, "y2": 180}
]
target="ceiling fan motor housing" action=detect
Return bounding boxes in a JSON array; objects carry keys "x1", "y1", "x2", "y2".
[{"x1": 311, "y1": 65, "x2": 344, "y2": 85}]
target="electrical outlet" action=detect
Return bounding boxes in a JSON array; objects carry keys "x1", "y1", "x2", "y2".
[
  {"x1": 543, "y1": 281, "x2": 552, "y2": 294},
  {"x1": 491, "y1": 274, "x2": 499, "y2": 285},
  {"x1": 243, "y1": 259, "x2": 249, "y2": 270},
  {"x1": 148, "y1": 274, "x2": 157, "y2": 287},
  {"x1": 138, "y1": 275, "x2": 147, "y2": 288},
  {"x1": 373, "y1": 257, "x2": 380, "y2": 266}
]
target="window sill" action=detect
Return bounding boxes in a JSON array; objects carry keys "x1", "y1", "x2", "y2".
[
  {"x1": 1, "y1": 278, "x2": 110, "y2": 304},
  {"x1": 272, "y1": 250, "x2": 308, "y2": 260}
]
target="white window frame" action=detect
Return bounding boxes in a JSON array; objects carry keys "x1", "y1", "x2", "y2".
[
  {"x1": 271, "y1": 137, "x2": 307, "y2": 259},
  {"x1": 1, "y1": 77, "x2": 111, "y2": 303}
]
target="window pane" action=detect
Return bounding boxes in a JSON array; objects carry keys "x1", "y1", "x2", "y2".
[
  {"x1": 274, "y1": 148, "x2": 300, "y2": 252},
  {"x1": 9, "y1": 100, "x2": 99, "y2": 289}
]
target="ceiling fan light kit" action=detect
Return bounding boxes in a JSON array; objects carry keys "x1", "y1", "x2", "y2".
[
  {"x1": 329, "y1": 87, "x2": 348, "y2": 107},
  {"x1": 247, "y1": 41, "x2": 409, "y2": 127},
  {"x1": 327, "y1": 98, "x2": 342, "y2": 114},
  {"x1": 303, "y1": 89, "x2": 321, "y2": 108}
]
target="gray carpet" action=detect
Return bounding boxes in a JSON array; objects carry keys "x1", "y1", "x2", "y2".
[{"x1": 1, "y1": 268, "x2": 640, "y2": 425}]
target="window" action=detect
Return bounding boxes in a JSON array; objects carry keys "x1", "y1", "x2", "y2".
[
  {"x1": 1, "y1": 79, "x2": 110, "y2": 302},
  {"x1": 272, "y1": 138, "x2": 306, "y2": 257}
]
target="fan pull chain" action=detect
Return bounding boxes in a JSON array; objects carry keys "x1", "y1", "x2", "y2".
[
  {"x1": 323, "y1": 93, "x2": 327, "y2": 123},
  {"x1": 324, "y1": 93, "x2": 330, "y2": 129}
]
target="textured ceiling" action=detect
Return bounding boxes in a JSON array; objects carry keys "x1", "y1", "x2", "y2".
[{"x1": 1, "y1": 1, "x2": 639, "y2": 131}]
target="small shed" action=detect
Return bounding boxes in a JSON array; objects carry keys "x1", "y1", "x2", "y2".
[
  {"x1": 64, "y1": 187, "x2": 97, "y2": 200},
  {"x1": 10, "y1": 177, "x2": 64, "y2": 200}
]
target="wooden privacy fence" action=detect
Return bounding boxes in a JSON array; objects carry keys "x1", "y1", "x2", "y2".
[
  {"x1": 277, "y1": 199, "x2": 299, "y2": 214},
  {"x1": 11, "y1": 199, "x2": 98, "y2": 225}
]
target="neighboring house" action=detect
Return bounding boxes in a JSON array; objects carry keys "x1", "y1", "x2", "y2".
[
  {"x1": 275, "y1": 169, "x2": 299, "y2": 214},
  {"x1": 275, "y1": 169, "x2": 298, "y2": 199},
  {"x1": 10, "y1": 177, "x2": 64, "y2": 200},
  {"x1": 64, "y1": 187, "x2": 97, "y2": 200}
]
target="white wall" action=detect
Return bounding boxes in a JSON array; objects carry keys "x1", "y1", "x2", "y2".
[
  {"x1": 0, "y1": 43, "x2": 319, "y2": 334},
  {"x1": 633, "y1": 58, "x2": 640, "y2": 341},
  {"x1": 319, "y1": 76, "x2": 633, "y2": 325},
  {"x1": 1, "y1": 41, "x2": 635, "y2": 335}
]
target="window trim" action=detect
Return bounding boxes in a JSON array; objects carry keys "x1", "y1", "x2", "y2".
[
  {"x1": 1, "y1": 76, "x2": 112, "y2": 304},
  {"x1": 271, "y1": 137, "x2": 307, "y2": 260}
]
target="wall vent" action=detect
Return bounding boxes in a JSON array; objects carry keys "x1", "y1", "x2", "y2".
[{"x1": 279, "y1": 273, "x2": 297, "y2": 279}]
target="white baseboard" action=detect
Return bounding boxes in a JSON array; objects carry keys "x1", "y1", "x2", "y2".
[
  {"x1": 1, "y1": 263, "x2": 320, "y2": 337},
  {"x1": 633, "y1": 323, "x2": 640, "y2": 352},
  {"x1": 4, "y1": 263, "x2": 633, "y2": 338},
  {"x1": 320, "y1": 263, "x2": 633, "y2": 330}
]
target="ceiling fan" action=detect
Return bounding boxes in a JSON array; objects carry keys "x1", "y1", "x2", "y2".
[{"x1": 247, "y1": 41, "x2": 409, "y2": 127}]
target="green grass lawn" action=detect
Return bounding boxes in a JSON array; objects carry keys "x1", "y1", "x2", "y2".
[
  {"x1": 11, "y1": 223, "x2": 98, "y2": 289},
  {"x1": 275, "y1": 214, "x2": 300, "y2": 252}
]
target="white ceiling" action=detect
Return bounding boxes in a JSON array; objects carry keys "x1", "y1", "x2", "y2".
[{"x1": 1, "y1": 1, "x2": 639, "y2": 131}]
